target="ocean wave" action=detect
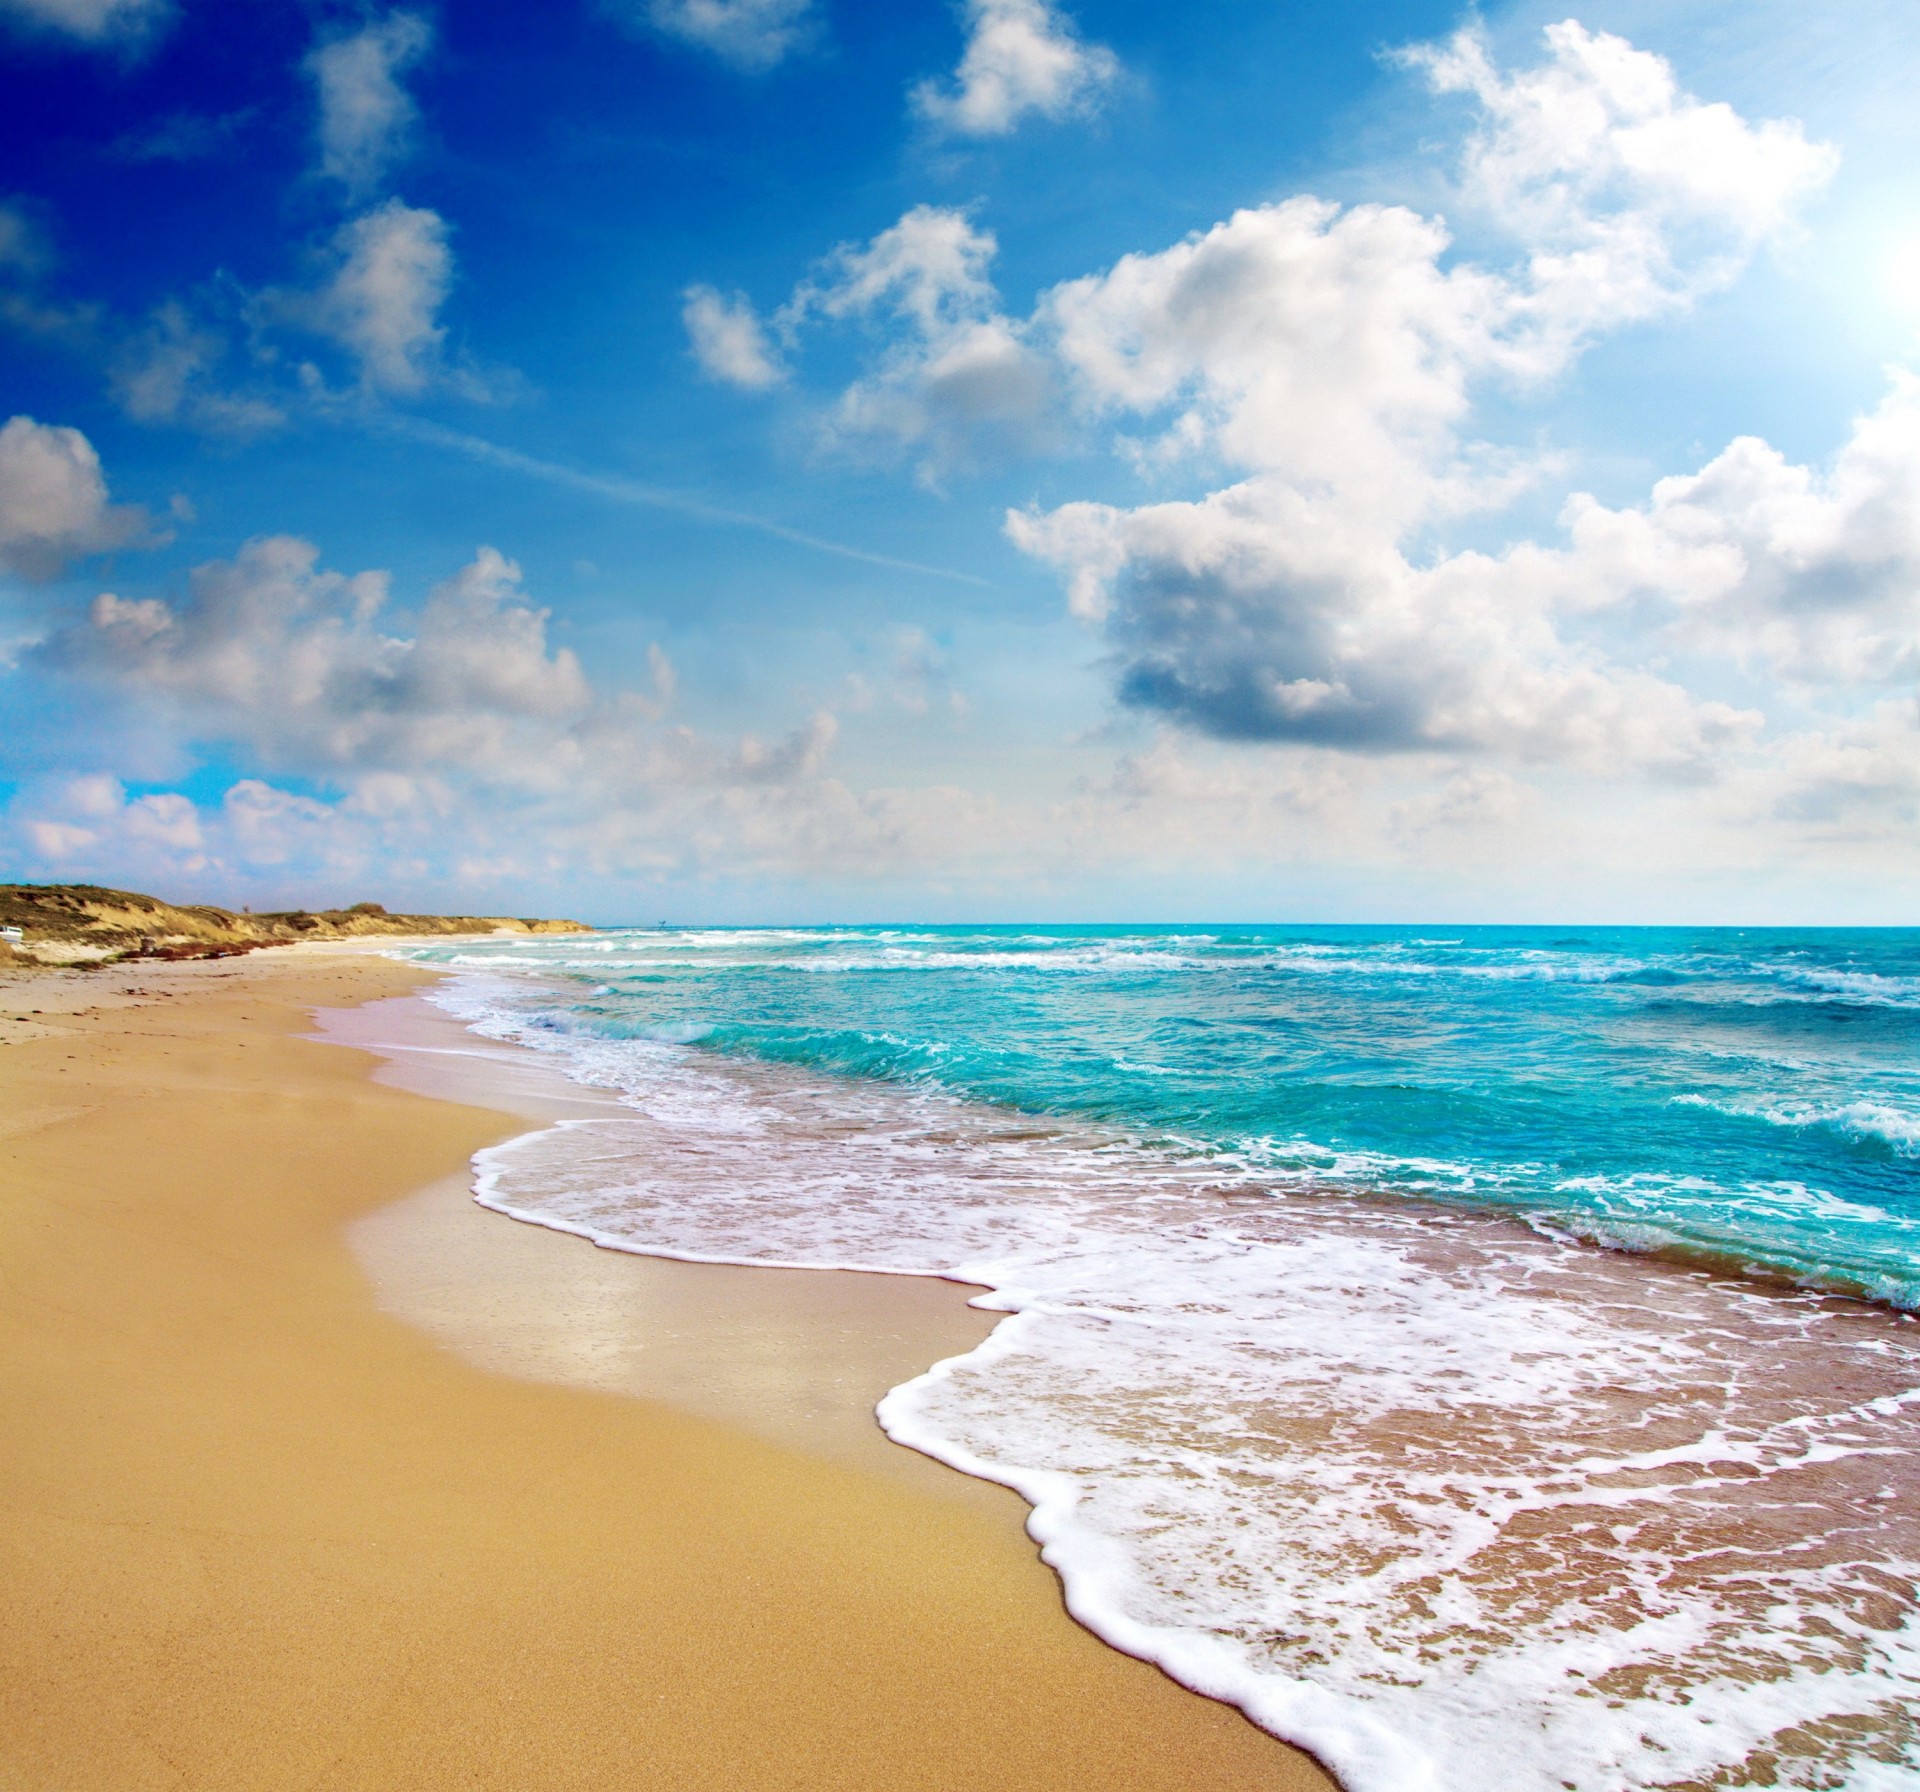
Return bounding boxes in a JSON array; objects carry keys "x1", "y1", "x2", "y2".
[
  {"x1": 1777, "y1": 967, "x2": 1920, "y2": 1006},
  {"x1": 1674, "y1": 1092, "x2": 1920, "y2": 1155},
  {"x1": 436, "y1": 974, "x2": 1920, "y2": 1792}
]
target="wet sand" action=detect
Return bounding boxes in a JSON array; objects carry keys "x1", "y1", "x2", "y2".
[{"x1": 0, "y1": 945, "x2": 1335, "y2": 1790}]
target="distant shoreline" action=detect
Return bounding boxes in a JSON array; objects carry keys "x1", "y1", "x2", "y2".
[{"x1": 0, "y1": 879, "x2": 590, "y2": 968}]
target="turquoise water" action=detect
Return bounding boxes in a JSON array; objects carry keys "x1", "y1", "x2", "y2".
[
  {"x1": 436, "y1": 924, "x2": 1920, "y2": 1307},
  {"x1": 409, "y1": 924, "x2": 1920, "y2": 1790}
]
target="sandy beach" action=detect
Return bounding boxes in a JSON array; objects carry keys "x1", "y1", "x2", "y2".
[{"x1": 0, "y1": 945, "x2": 1333, "y2": 1790}]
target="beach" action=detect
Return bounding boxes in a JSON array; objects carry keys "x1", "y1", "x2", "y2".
[
  {"x1": 385, "y1": 925, "x2": 1920, "y2": 1789},
  {"x1": 0, "y1": 944, "x2": 1332, "y2": 1790}
]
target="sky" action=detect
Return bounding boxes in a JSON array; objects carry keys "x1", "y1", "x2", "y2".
[{"x1": 0, "y1": 0, "x2": 1917, "y2": 923}]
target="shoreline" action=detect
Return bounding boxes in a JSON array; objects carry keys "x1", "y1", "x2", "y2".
[
  {"x1": 0, "y1": 943, "x2": 1333, "y2": 1790},
  {"x1": 404, "y1": 930, "x2": 1920, "y2": 1789},
  {"x1": 327, "y1": 987, "x2": 1018, "y2": 1509}
]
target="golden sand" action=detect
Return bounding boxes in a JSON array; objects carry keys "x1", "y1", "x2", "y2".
[{"x1": 0, "y1": 947, "x2": 1334, "y2": 1790}]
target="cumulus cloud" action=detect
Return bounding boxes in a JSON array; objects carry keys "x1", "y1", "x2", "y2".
[
  {"x1": 912, "y1": 0, "x2": 1118, "y2": 138},
  {"x1": 14, "y1": 535, "x2": 887, "y2": 893},
  {"x1": 1761, "y1": 701, "x2": 1920, "y2": 831},
  {"x1": 24, "y1": 775, "x2": 205, "y2": 860},
  {"x1": 0, "y1": 415, "x2": 154, "y2": 579},
  {"x1": 0, "y1": 0, "x2": 170, "y2": 47},
  {"x1": 682, "y1": 285, "x2": 784, "y2": 388},
  {"x1": 5, "y1": 770, "x2": 366, "y2": 882},
  {"x1": 625, "y1": 0, "x2": 813, "y2": 71},
  {"x1": 307, "y1": 11, "x2": 433, "y2": 198},
  {"x1": 1408, "y1": 22, "x2": 1837, "y2": 354},
  {"x1": 1544, "y1": 372, "x2": 1920, "y2": 686},
  {"x1": 33, "y1": 529, "x2": 863, "y2": 857},
  {"x1": 993, "y1": 23, "x2": 1837, "y2": 763},
  {"x1": 1009, "y1": 484, "x2": 1760, "y2": 769},
  {"x1": 777, "y1": 205, "x2": 1052, "y2": 478},
  {"x1": 310, "y1": 199, "x2": 453, "y2": 394},
  {"x1": 45, "y1": 537, "x2": 592, "y2": 774}
]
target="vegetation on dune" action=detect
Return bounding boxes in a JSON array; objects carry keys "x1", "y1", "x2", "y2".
[{"x1": 0, "y1": 884, "x2": 590, "y2": 966}]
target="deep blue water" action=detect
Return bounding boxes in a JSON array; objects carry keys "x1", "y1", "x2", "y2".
[{"x1": 416, "y1": 924, "x2": 1920, "y2": 1306}]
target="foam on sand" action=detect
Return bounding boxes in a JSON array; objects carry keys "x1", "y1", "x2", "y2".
[{"x1": 440, "y1": 970, "x2": 1920, "y2": 1792}]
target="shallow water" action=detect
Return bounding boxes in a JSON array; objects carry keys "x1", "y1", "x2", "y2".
[{"x1": 405, "y1": 926, "x2": 1920, "y2": 1790}]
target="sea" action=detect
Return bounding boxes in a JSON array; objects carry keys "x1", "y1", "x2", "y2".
[{"x1": 401, "y1": 924, "x2": 1920, "y2": 1791}]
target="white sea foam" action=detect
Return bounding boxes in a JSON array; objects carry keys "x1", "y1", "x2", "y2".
[
  {"x1": 1676, "y1": 1092, "x2": 1920, "y2": 1155},
  {"x1": 431, "y1": 972, "x2": 1920, "y2": 1791},
  {"x1": 1782, "y1": 968, "x2": 1920, "y2": 1007}
]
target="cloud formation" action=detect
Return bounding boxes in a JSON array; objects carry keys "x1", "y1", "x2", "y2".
[
  {"x1": 310, "y1": 199, "x2": 454, "y2": 395},
  {"x1": 0, "y1": 0, "x2": 169, "y2": 47},
  {"x1": 997, "y1": 23, "x2": 1838, "y2": 760},
  {"x1": 110, "y1": 300, "x2": 284, "y2": 434},
  {"x1": 713, "y1": 17, "x2": 1890, "y2": 821},
  {"x1": 682, "y1": 284, "x2": 785, "y2": 388},
  {"x1": 912, "y1": 0, "x2": 1118, "y2": 138},
  {"x1": 1544, "y1": 373, "x2": 1920, "y2": 688},
  {"x1": 0, "y1": 415, "x2": 153, "y2": 579},
  {"x1": 48, "y1": 537, "x2": 592, "y2": 775},
  {"x1": 307, "y1": 11, "x2": 433, "y2": 198},
  {"x1": 769, "y1": 204, "x2": 1051, "y2": 479},
  {"x1": 627, "y1": 0, "x2": 813, "y2": 71},
  {"x1": 31, "y1": 528, "x2": 854, "y2": 872}
]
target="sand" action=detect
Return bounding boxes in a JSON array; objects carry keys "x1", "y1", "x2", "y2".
[{"x1": 0, "y1": 945, "x2": 1335, "y2": 1790}]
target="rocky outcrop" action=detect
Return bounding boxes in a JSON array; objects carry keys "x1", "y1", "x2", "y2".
[{"x1": 0, "y1": 884, "x2": 591, "y2": 966}]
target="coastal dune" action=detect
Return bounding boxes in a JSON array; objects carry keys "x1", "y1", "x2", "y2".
[{"x1": 0, "y1": 948, "x2": 1331, "y2": 1790}]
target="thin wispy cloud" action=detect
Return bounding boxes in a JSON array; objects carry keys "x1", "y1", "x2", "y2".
[
  {"x1": 388, "y1": 418, "x2": 992, "y2": 586},
  {"x1": 611, "y1": 0, "x2": 815, "y2": 71},
  {"x1": 0, "y1": 0, "x2": 170, "y2": 48}
]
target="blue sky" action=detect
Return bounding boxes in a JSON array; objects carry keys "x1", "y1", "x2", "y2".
[{"x1": 1, "y1": 0, "x2": 1917, "y2": 922}]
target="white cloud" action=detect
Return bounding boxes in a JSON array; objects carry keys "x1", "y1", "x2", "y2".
[
  {"x1": 307, "y1": 12, "x2": 433, "y2": 198},
  {"x1": 48, "y1": 537, "x2": 593, "y2": 776},
  {"x1": 0, "y1": 415, "x2": 153, "y2": 579},
  {"x1": 1760, "y1": 701, "x2": 1920, "y2": 830},
  {"x1": 110, "y1": 301, "x2": 284, "y2": 434},
  {"x1": 628, "y1": 0, "x2": 813, "y2": 71},
  {"x1": 1041, "y1": 196, "x2": 1503, "y2": 522},
  {"x1": 782, "y1": 205, "x2": 1053, "y2": 479},
  {"x1": 0, "y1": 0, "x2": 170, "y2": 47},
  {"x1": 313, "y1": 199, "x2": 453, "y2": 394},
  {"x1": 1008, "y1": 482, "x2": 1762, "y2": 769},
  {"x1": 1545, "y1": 371, "x2": 1920, "y2": 686},
  {"x1": 795, "y1": 203, "x2": 1002, "y2": 332},
  {"x1": 993, "y1": 24, "x2": 1836, "y2": 762},
  {"x1": 682, "y1": 285, "x2": 784, "y2": 388},
  {"x1": 13, "y1": 775, "x2": 204, "y2": 869},
  {"x1": 32, "y1": 530, "x2": 874, "y2": 867},
  {"x1": 911, "y1": 0, "x2": 1118, "y2": 138},
  {"x1": 1406, "y1": 22, "x2": 1838, "y2": 359}
]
